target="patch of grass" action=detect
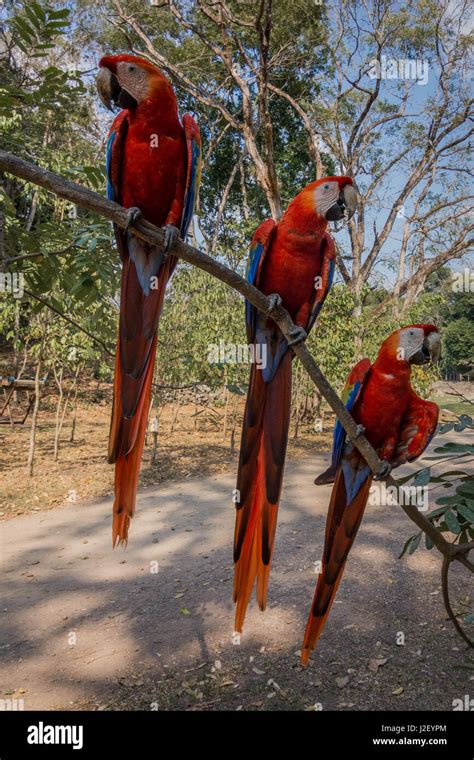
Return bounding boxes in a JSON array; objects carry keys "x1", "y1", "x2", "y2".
[{"x1": 435, "y1": 398, "x2": 474, "y2": 417}]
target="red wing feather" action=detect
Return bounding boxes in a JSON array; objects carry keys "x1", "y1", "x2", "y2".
[{"x1": 392, "y1": 396, "x2": 439, "y2": 466}]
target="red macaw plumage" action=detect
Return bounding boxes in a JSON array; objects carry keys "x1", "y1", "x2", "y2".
[
  {"x1": 233, "y1": 176, "x2": 358, "y2": 632},
  {"x1": 301, "y1": 324, "x2": 440, "y2": 665},
  {"x1": 96, "y1": 54, "x2": 201, "y2": 545}
]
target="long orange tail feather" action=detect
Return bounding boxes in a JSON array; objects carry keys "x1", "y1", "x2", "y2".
[
  {"x1": 108, "y1": 260, "x2": 171, "y2": 546},
  {"x1": 301, "y1": 468, "x2": 372, "y2": 665},
  {"x1": 233, "y1": 352, "x2": 292, "y2": 632},
  {"x1": 110, "y1": 336, "x2": 157, "y2": 546}
]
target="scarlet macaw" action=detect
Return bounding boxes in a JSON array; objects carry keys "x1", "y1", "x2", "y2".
[
  {"x1": 233, "y1": 177, "x2": 358, "y2": 632},
  {"x1": 96, "y1": 55, "x2": 201, "y2": 545},
  {"x1": 301, "y1": 324, "x2": 440, "y2": 665}
]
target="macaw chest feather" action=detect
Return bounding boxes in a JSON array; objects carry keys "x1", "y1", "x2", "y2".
[
  {"x1": 259, "y1": 231, "x2": 326, "y2": 320},
  {"x1": 120, "y1": 127, "x2": 187, "y2": 225},
  {"x1": 354, "y1": 374, "x2": 410, "y2": 450}
]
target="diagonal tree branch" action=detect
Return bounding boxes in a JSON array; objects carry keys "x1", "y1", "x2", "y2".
[{"x1": 1, "y1": 148, "x2": 472, "y2": 589}]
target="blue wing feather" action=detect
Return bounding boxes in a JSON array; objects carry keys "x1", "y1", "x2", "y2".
[
  {"x1": 245, "y1": 239, "x2": 266, "y2": 341},
  {"x1": 106, "y1": 131, "x2": 116, "y2": 202},
  {"x1": 327, "y1": 358, "x2": 372, "y2": 475},
  {"x1": 331, "y1": 380, "x2": 362, "y2": 470},
  {"x1": 341, "y1": 453, "x2": 371, "y2": 504},
  {"x1": 180, "y1": 118, "x2": 202, "y2": 240}
]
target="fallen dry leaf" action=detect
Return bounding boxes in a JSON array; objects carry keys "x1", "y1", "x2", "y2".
[{"x1": 368, "y1": 657, "x2": 388, "y2": 673}]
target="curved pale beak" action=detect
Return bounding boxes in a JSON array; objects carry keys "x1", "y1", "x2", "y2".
[
  {"x1": 96, "y1": 67, "x2": 116, "y2": 112},
  {"x1": 342, "y1": 184, "x2": 358, "y2": 220},
  {"x1": 425, "y1": 331, "x2": 441, "y2": 363}
]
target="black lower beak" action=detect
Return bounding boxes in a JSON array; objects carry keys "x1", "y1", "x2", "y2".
[
  {"x1": 325, "y1": 197, "x2": 346, "y2": 222},
  {"x1": 410, "y1": 343, "x2": 432, "y2": 366},
  {"x1": 97, "y1": 68, "x2": 138, "y2": 112},
  {"x1": 326, "y1": 184, "x2": 358, "y2": 222},
  {"x1": 325, "y1": 187, "x2": 353, "y2": 222},
  {"x1": 108, "y1": 73, "x2": 122, "y2": 105},
  {"x1": 116, "y1": 84, "x2": 138, "y2": 110}
]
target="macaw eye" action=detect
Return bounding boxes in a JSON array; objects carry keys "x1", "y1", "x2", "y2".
[
  {"x1": 324, "y1": 184, "x2": 330, "y2": 190},
  {"x1": 128, "y1": 65, "x2": 136, "y2": 73}
]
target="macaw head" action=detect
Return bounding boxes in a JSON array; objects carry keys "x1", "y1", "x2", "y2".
[
  {"x1": 297, "y1": 176, "x2": 358, "y2": 224},
  {"x1": 381, "y1": 324, "x2": 441, "y2": 367},
  {"x1": 97, "y1": 54, "x2": 176, "y2": 112}
]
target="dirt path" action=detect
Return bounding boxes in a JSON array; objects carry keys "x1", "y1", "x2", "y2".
[{"x1": 1, "y1": 439, "x2": 473, "y2": 712}]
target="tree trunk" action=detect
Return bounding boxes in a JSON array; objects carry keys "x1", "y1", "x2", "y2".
[
  {"x1": 27, "y1": 358, "x2": 42, "y2": 477},
  {"x1": 169, "y1": 391, "x2": 181, "y2": 435},
  {"x1": 53, "y1": 365, "x2": 64, "y2": 462},
  {"x1": 222, "y1": 371, "x2": 229, "y2": 440},
  {"x1": 56, "y1": 369, "x2": 80, "y2": 457},
  {"x1": 69, "y1": 379, "x2": 80, "y2": 443},
  {"x1": 352, "y1": 284, "x2": 364, "y2": 357},
  {"x1": 12, "y1": 302, "x2": 21, "y2": 404}
]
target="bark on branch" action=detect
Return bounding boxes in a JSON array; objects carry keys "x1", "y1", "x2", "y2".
[{"x1": 1, "y1": 148, "x2": 471, "y2": 638}]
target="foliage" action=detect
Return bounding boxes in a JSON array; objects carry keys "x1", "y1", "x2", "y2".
[
  {"x1": 0, "y1": 0, "x2": 119, "y2": 382},
  {"x1": 398, "y1": 414, "x2": 474, "y2": 557}
]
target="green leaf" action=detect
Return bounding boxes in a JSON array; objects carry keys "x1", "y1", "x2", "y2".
[
  {"x1": 31, "y1": 2, "x2": 46, "y2": 22},
  {"x1": 457, "y1": 482, "x2": 474, "y2": 497},
  {"x1": 47, "y1": 8, "x2": 71, "y2": 19},
  {"x1": 437, "y1": 422, "x2": 454, "y2": 434},
  {"x1": 439, "y1": 470, "x2": 470, "y2": 479},
  {"x1": 456, "y1": 503, "x2": 474, "y2": 526},
  {"x1": 435, "y1": 495, "x2": 459, "y2": 506},
  {"x1": 24, "y1": 6, "x2": 42, "y2": 30},
  {"x1": 433, "y1": 443, "x2": 474, "y2": 454},
  {"x1": 426, "y1": 505, "x2": 450, "y2": 519},
  {"x1": 408, "y1": 532, "x2": 422, "y2": 555},
  {"x1": 399, "y1": 533, "x2": 421, "y2": 558},
  {"x1": 394, "y1": 470, "x2": 421, "y2": 486},
  {"x1": 13, "y1": 18, "x2": 35, "y2": 43},
  {"x1": 444, "y1": 509, "x2": 462, "y2": 535},
  {"x1": 413, "y1": 467, "x2": 431, "y2": 486},
  {"x1": 454, "y1": 417, "x2": 472, "y2": 432}
]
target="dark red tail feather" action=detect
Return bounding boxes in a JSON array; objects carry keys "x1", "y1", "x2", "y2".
[
  {"x1": 108, "y1": 260, "x2": 171, "y2": 545},
  {"x1": 301, "y1": 466, "x2": 373, "y2": 664},
  {"x1": 233, "y1": 352, "x2": 292, "y2": 631}
]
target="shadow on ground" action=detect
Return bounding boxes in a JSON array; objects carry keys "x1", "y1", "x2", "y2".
[{"x1": 1, "y1": 439, "x2": 473, "y2": 711}]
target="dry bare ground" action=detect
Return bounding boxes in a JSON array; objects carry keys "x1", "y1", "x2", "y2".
[
  {"x1": 1, "y1": 431, "x2": 473, "y2": 712},
  {"x1": 0, "y1": 399, "x2": 331, "y2": 518}
]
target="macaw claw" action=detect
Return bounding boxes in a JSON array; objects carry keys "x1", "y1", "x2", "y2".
[
  {"x1": 354, "y1": 424, "x2": 366, "y2": 438},
  {"x1": 287, "y1": 325, "x2": 307, "y2": 346},
  {"x1": 374, "y1": 460, "x2": 391, "y2": 481},
  {"x1": 266, "y1": 293, "x2": 283, "y2": 316},
  {"x1": 163, "y1": 224, "x2": 181, "y2": 255},
  {"x1": 124, "y1": 206, "x2": 142, "y2": 232}
]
